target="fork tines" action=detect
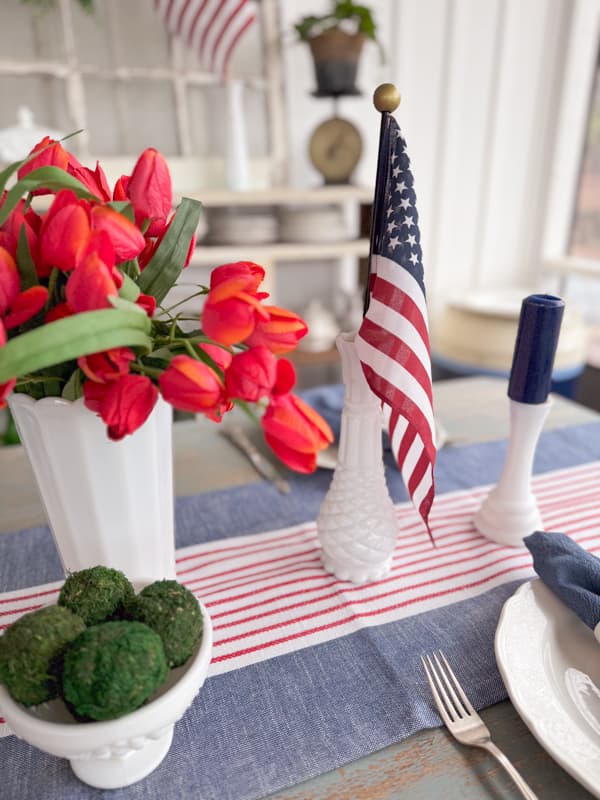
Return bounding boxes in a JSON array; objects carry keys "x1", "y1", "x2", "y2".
[{"x1": 421, "y1": 651, "x2": 475, "y2": 723}]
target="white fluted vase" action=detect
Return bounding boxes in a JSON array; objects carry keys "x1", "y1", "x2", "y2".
[
  {"x1": 8, "y1": 394, "x2": 175, "y2": 584},
  {"x1": 317, "y1": 332, "x2": 398, "y2": 583}
]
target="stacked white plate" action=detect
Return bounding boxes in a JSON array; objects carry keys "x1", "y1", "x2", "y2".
[
  {"x1": 207, "y1": 208, "x2": 278, "y2": 244},
  {"x1": 278, "y1": 205, "x2": 346, "y2": 243}
]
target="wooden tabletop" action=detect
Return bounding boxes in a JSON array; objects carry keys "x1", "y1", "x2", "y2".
[{"x1": 1, "y1": 376, "x2": 598, "y2": 799}]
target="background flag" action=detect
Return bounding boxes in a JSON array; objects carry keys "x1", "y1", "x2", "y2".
[
  {"x1": 355, "y1": 113, "x2": 437, "y2": 536},
  {"x1": 155, "y1": 0, "x2": 257, "y2": 78}
]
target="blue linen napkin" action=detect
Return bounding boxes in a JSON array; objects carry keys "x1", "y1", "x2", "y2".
[{"x1": 524, "y1": 530, "x2": 600, "y2": 641}]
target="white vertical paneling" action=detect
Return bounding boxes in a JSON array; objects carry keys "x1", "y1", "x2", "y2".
[
  {"x1": 425, "y1": 0, "x2": 503, "y2": 304},
  {"x1": 474, "y1": 0, "x2": 567, "y2": 290},
  {"x1": 392, "y1": 0, "x2": 452, "y2": 295}
]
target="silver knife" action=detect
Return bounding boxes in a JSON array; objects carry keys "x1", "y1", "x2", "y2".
[{"x1": 220, "y1": 425, "x2": 290, "y2": 494}]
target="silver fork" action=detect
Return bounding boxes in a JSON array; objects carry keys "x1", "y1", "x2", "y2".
[{"x1": 421, "y1": 651, "x2": 538, "y2": 800}]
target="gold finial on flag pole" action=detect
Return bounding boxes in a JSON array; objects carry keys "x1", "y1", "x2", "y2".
[{"x1": 373, "y1": 83, "x2": 401, "y2": 113}]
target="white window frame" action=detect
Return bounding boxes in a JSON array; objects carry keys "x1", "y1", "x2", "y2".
[
  {"x1": 0, "y1": 0, "x2": 287, "y2": 191},
  {"x1": 542, "y1": 0, "x2": 600, "y2": 289}
]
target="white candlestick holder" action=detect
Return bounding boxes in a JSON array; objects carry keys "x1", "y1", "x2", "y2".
[
  {"x1": 474, "y1": 398, "x2": 551, "y2": 547},
  {"x1": 317, "y1": 332, "x2": 398, "y2": 583}
]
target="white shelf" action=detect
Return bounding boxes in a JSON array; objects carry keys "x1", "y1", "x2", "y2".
[
  {"x1": 189, "y1": 238, "x2": 370, "y2": 266},
  {"x1": 182, "y1": 185, "x2": 373, "y2": 208}
]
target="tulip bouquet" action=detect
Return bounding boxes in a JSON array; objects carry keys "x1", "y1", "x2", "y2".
[{"x1": 0, "y1": 139, "x2": 333, "y2": 472}]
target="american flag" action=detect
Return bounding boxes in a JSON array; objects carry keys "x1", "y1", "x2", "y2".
[
  {"x1": 155, "y1": 0, "x2": 257, "y2": 78},
  {"x1": 355, "y1": 114, "x2": 437, "y2": 537}
]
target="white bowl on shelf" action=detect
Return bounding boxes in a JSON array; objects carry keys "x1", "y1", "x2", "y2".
[{"x1": 0, "y1": 602, "x2": 212, "y2": 790}]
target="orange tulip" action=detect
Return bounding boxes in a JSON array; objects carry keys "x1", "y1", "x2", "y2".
[
  {"x1": 39, "y1": 190, "x2": 91, "y2": 272},
  {"x1": 0, "y1": 246, "x2": 20, "y2": 315},
  {"x1": 202, "y1": 261, "x2": 269, "y2": 346},
  {"x1": 65, "y1": 251, "x2": 120, "y2": 312},
  {"x1": 159, "y1": 355, "x2": 225, "y2": 415},
  {"x1": 261, "y1": 393, "x2": 334, "y2": 473},
  {"x1": 127, "y1": 148, "x2": 172, "y2": 237},
  {"x1": 91, "y1": 205, "x2": 145, "y2": 262},
  {"x1": 245, "y1": 306, "x2": 308, "y2": 354}
]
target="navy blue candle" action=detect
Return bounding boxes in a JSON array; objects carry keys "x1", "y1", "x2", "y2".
[{"x1": 508, "y1": 294, "x2": 565, "y2": 404}]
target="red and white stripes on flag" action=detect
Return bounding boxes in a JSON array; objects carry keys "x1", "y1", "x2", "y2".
[
  {"x1": 155, "y1": 0, "x2": 257, "y2": 78},
  {"x1": 356, "y1": 113, "x2": 436, "y2": 536}
]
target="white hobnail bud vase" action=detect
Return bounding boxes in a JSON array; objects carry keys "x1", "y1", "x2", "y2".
[
  {"x1": 8, "y1": 393, "x2": 176, "y2": 584},
  {"x1": 474, "y1": 398, "x2": 551, "y2": 547},
  {"x1": 317, "y1": 331, "x2": 398, "y2": 583}
]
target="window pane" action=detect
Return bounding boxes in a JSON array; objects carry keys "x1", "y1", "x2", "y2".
[
  {"x1": 72, "y1": 0, "x2": 171, "y2": 69},
  {"x1": 85, "y1": 77, "x2": 178, "y2": 156},
  {"x1": 0, "y1": 0, "x2": 65, "y2": 61},
  {"x1": 188, "y1": 84, "x2": 268, "y2": 157},
  {"x1": 569, "y1": 51, "x2": 600, "y2": 259},
  {"x1": 0, "y1": 75, "x2": 70, "y2": 136}
]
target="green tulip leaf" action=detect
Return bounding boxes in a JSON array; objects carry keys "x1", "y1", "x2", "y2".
[
  {"x1": 0, "y1": 166, "x2": 100, "y2": 227},
  {"x1": 16, "y1": 226, "x2": 39, "y2": 290},
  {"x1": 117, "y1": 272, "x2": 141, "y2": 303},
  {"x1": 0, "y1": 308, "x2": 152, "y2": 383},
  {"x1": 137, "y1": 197, "x2": 202, "y2": 304}
]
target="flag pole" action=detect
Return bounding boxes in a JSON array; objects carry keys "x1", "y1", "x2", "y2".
[{"x1": 363, "y1": 83, "x2": 401, "y2": 316}]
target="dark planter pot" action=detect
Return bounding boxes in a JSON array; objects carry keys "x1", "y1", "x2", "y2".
[{"x1": 308, "y1": 29, "x2": 365, "y2": 97}]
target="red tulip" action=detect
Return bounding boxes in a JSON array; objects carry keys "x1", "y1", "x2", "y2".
[
  {"x1": 78, "y1": 347, "x2": 136, "y2": 383},
  {"x1": 91, "y1": 205, "x2": 145, "y2": 262},
  {"x1": 202, "y1": 261, "x2": 269, "y2": 346},
  {"x1": 1, "y1": 202, "x2": 41, "y2": 274},
  {"x1": 245, "y1": 306, "x2": 308, "y2": 354},
  {"x1": 159, "y1": 355, "x2": 225, "y2": 414},
  {"x1": 126, "y1": 148, "x2": 172, "y2": 237},
  {"x1": 136, "y1": 293, "x2": 156, "y2": 317},
  {"x1": 272, "y1": 358, "x2": 296, "y2": 396},
  {"x1": 113, "y1": 174, "x2": 129, "y2": 201},
  {"x1": 83, "y1": 374, "x2": 158, "y2": 440},
  {"x1": 197, "y1": 342, "x2": 232, "y2": 372},
  {"x1": 4, "y1": 285, "x2": 48, "y2": 329},
  {"x1": 68, "y1": 161, "x2": 111, "y2": 202},
  {"x1": 261, "y1": 393, "x2": 334, "y2": 473},
  {"x1": 0, "y1": 320, "x2": 15, "y2": 406},
  {"x1": 39, "y1": 190, "x2": 91, "y2": 272},
  {"x1": 17, "y1": 136, "x2": 70, "y2": 187},
  {"x1": 0, "y1": 377, "x2": 15, "y2": 408},
  {"x1": 0, "y1": 246, "x2": 20, "y2": 315},
  {"x1": 225, "y1": 346, "x2": 277, "y2": 402},
  {"x1": 65, "y1": 251, "x2": 120, "y2": 312},
  {"x1": 44, "y1": 302, "x2": 73, "y2": 323}
]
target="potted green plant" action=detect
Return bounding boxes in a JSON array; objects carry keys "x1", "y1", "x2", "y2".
[{"x1": 294, "y1": 1, "x2": 381, "y2": 97}]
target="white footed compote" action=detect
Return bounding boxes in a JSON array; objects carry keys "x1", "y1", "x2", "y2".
[
  {"x1": 317, "y1": 332, "x2": 398, "y2": 583},
  {"x1": 474, "y1": 398, "x2": 551, "y2": 546},
  {"x1": 474, "y1": 293, "x2": 565, "y2": 547}
]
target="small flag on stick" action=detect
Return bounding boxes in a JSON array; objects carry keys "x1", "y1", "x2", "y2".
[
  {"x1": 155, "y1": 0, "x2": 257, "y2": 78},
  {"x1": 355, "y1": 84, "x2": 437, "y2": 538}
]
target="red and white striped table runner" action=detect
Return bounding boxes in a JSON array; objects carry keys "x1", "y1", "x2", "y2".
[{"x1": 1, "y1": 461, "x2": 598, "y2": 736}]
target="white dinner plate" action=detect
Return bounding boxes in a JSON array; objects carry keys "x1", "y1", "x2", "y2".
[{"x1": 496, "y1": 579, "x2": 600, "y2": 798}]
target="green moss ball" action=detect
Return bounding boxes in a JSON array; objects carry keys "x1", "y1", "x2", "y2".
[
  {"x1": 126, "y1": 580, "x2": 203, "y2": 668},
  {"x1": 58, "y1": 566, "x2": 135, "y2": 626},
  {"x1": 62, "y1": 621, "x2": 168, "y2": 721},
  {"x1": 0, "y1": 605, "x2": 85, "y2": 706}
]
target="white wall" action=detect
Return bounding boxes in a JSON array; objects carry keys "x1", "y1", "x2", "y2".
[{"x1": 281, "y1": 0, "x2": 585, "y2": 315}]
